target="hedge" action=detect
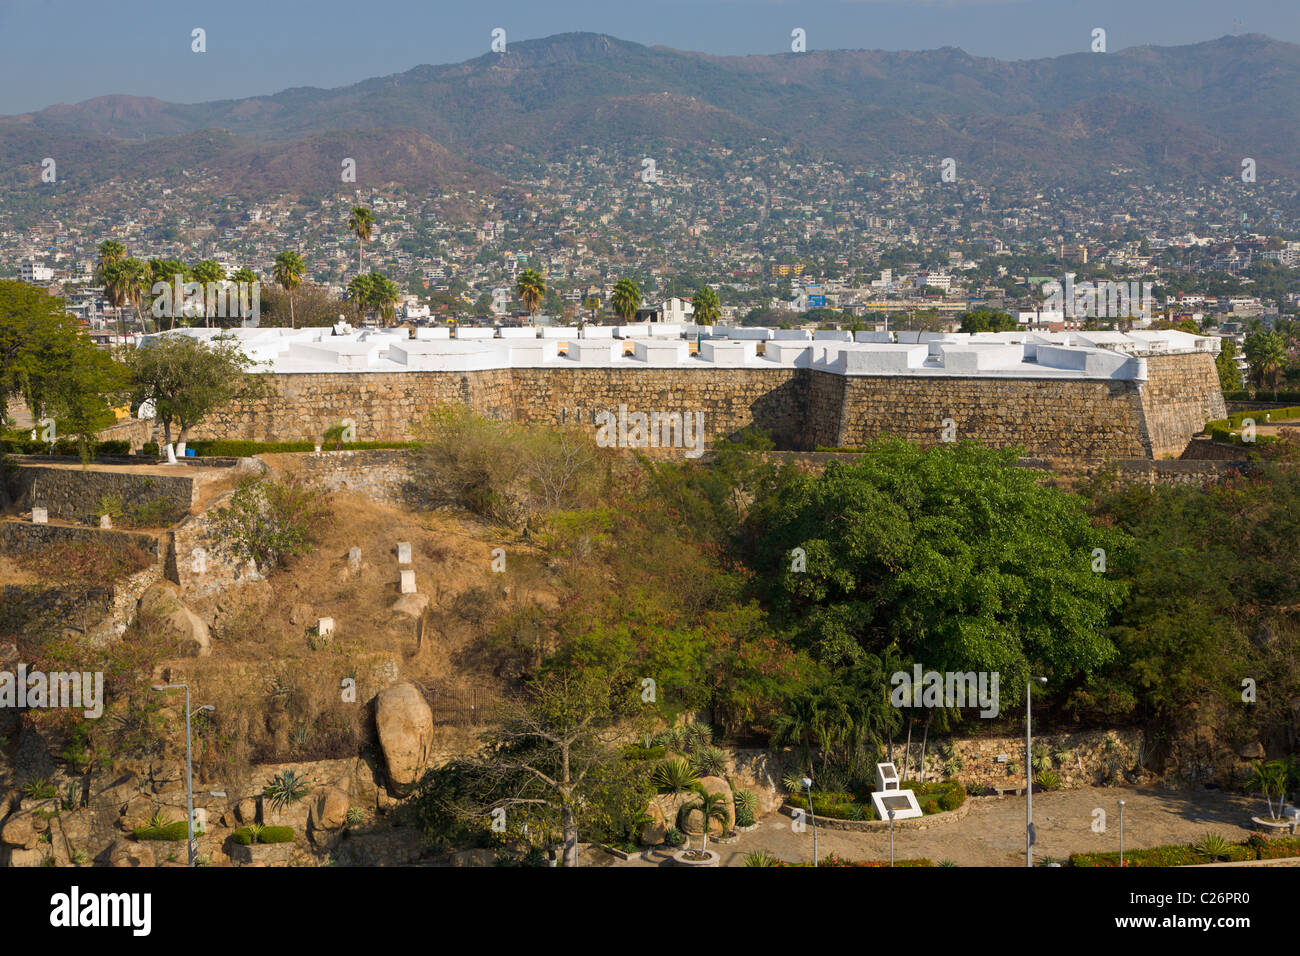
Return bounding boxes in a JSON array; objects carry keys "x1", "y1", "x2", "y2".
[
  {"x1": 786, "y1": 855, "x2": 934, "y2": 867},
  {"x1": 1070, "y1": 835, "x2": 1300, "y2": 867},
  {"x1": 140, "y1": 439, "x2": 418, "y2": 457},
  {"x1": 786, "y1": 779, "x2": 965, "y2": 821},
  {"x1": 132, "y1": 821, "x2": 204, "y2": 841},
  {"x1": 2, "y1": 438, "x2": 132, "y2": 457},
  {"x1": 232, "y1": 826, "x2": 295, "y2": 845},
  {"x1": 1227, "y1": 389, "x2": 1300, "y2": 404}
]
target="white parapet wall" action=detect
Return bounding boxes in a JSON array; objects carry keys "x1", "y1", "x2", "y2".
[
  {"x1": 632, "y1": 340, "x2": 688, "y2": 364},
  {"x1": 700, "y1": 340, "x2": 758, "y2": 364},
  {"x1": 141, "y1": 327, "x2": 1186, "y2": 380}
]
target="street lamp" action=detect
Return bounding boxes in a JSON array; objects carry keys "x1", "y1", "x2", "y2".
[
  {"x1": 1118, "y1": 800, "x2": 1126, "y2": 868},
  {"x1": 1026, "y1": 676, "x2": 1047, "y2": 868},
  {"x1": 152, "y1": 684, "x2": 213, "y2": 867},
  {"x1": 803, "y1": 776, "x2": 819, "y2": 868},
  {"x1": 888, "y1": 808, "x2": 896, "y2": 867}
]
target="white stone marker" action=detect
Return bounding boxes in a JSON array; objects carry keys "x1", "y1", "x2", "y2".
[
  {"x1": 100, "y1": 514, "x2": 112, "y2": 529},
  {"x1": 31, "y1": 508, "x2": 47, "y2": 524},
  {"x1": 317, "y1": 617, "x2": 335, "y2": 637},
  {"x1": 191, "y1": 548, "x2": 207, "y2": 574},
  {"x1": 397, "y1": 542, "x2": 412, "y2": 564},
  {"x1": 399, "y1": 570, "x2": 417, "y2": 594},
  {"x1": 348, "y1": 547, "x2": 362, "y2": 572}
]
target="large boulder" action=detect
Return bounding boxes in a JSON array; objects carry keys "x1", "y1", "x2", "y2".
[
  {"x1": 682, "y1": 777, "x2": 734, "y2": 836},
  {"x1": 1, "y1": 812, "x2": 39, "y2": 850},
  {"x1": 639, "y1": 803, "x2": 667, "y2": 846},
  {"x1": 374, "y1": 683, "x2": 435, "y2": 796},
  {"x1": 108, "y1": 837, "x2": 155, "y2": 867},
  {"x1": 309, "y1": 787, "x2": 350, "y2": 832},
  {"x1": 139, "y1": 583, "x2": 210, "y2": 657}
]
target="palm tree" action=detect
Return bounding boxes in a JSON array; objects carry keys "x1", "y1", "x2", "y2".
[
  {"x1": 120, "y1": 258, "x2": 148, "y2": 332},
  {"x1": 191, "y1": 260, "x2": 225, "y2": 327},
  {"x1": 346, "y1": 274, "x2": 375, "y2": 324},
  {"x1": 230, "y1": 266, "x2": 258, "y2": 286},
  {"x1": 1244, "y1": 330, "x2": 1289, "y2": 392},
  {"x1": 692, "y1": 284, "x2": 721, "y2": 325},
  {"x1": 1246, "y1": 759, "x2": 1291, "y2": 820},
  {"x1": 611, "y1": 277, "x2": 642, "y2": 322},
  {"x1": 515, "y1": 269, "x2": 546, "y2": 325},
  {"x1": 95, "y1": 240, "x2": 128, "y2": 337},
  {"x1": 683, "y1": 784, "x2": 731, "y2": 857},
  {"x1": 347, "y1": 207, "x2": 375, "y2": 275},
  {"x1": 367, "y1": 273, "x2": 401, "y2": 327},
  {"x1": 273, "y1": 251, "x2": 305, "y2": 328}
]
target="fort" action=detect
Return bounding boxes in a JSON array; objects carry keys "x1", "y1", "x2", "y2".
[{"x1": 167, "y1": 325, "x2": 1226, "y2": 459}]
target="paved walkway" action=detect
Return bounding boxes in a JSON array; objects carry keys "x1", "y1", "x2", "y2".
[{"x1": 599, "y1": 786, "x2": 1266, "y2": 867}]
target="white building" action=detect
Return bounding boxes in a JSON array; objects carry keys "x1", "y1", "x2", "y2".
[
  {"x1": 661, "y1": 296, "x2": 695, "y2": 324},
  {"x1": 20, "y1": 262, "x2": 54, "y2": 283}
]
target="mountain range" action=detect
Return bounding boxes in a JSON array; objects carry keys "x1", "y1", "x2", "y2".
[{"x1": 2, "y1": 31, "x2": 1298, "y2": 197}]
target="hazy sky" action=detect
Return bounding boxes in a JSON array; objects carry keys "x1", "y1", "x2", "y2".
[{"x1": 1, "y1": 0, "x2": 1297, "y2": 114}]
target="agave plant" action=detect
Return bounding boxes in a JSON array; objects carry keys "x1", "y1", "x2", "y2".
[
  {"x1": 652, "y1": 757, "x2": 699, "y2": 795},
  {"x1": 1034, "y1": 770, "x2": 1061, "y2": 791},
  {"x1": 1052, "y1": 747, "x2": 1074, "y2": 767},
  {"x1": 734, "y1": 789, "x2": 758, "y2": 827},
  {"x1": 939, "y1": 858, "x2": 958, "y2": 867},
  {"x1": 146, "y1": 810, "x2": 170, "y2": 831},
  {"x1": 743, "y1": 849, "x2": 781, "y2": 867},
  {"x1": 263, "y1": 769, "x2": 310, "y2": 812},
  {"x1": 1031, "y1": 744, "x2": 1053, "y2": 774},
  {"x1": 246, "y1": 822, "x2": 266, "y2": 844},
  {"x1": 345, "y1": 807, "x2": 364, "y2": 827},
  {"x1": 692, "y1": 745, "x2": 727, "y2": 777},
  {"x1": 1194, "y1": 832, "x2": 1233, "y2": 861},
  {"x1": 781, "y1": 768, "x2": 810, "y2": 795},
  {"x1": 21, "y1": 778, "x2": 56, "y2": 800},
  {"x1": 682, "y1": 722, "x2": 713, "y2": 752}
]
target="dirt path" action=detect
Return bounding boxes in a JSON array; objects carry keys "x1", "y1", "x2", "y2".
[{"x1": 607, "y1": 786, "x2": 1266, "y2": 867}]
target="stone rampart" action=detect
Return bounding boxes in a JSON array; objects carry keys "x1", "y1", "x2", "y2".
[{"x1": 189, "y1": 351, "x2": 1224, "y2": 460}]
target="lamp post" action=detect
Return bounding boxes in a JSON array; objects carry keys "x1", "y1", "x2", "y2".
[
  {"x1": 888, "y1": 808, "x2": 896, "y2": 867},
  {"x1": 152, "y1": 684, "x2": 213, "y2": 867},
  {"x1": 1118, "y1": 800, "x2": 1126, "y2": 868},
  {"x1": 1026, "y1": 676, "x2": 1047, "y2": 868},
  {"x1": 803, "y1": 776, "x2": 819, "y2": 868}
]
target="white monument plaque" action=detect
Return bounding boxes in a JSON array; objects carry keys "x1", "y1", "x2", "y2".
[{"x1": 399, "y1": 570, "x2": 417, "y2": 594}]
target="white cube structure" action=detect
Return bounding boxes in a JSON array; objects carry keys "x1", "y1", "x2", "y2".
[
  {"x1": 568, "y1": 340, "x2": 620, "y2": 362},
  {"x1": 31, "y1": 508, "x2": 47, "y2": 524},
  {"x1": 632, "y1": 340, "x2": 688, "y2": 364},
  {"x1": 396, "y1": 542, "x2": 412, "y2": 564},
  {"x1": 317, "y1": 617, "x2": 335, "y2": 637},
  {"x1": 399, "y1": 570, "x2": 417, "y2": 594}
]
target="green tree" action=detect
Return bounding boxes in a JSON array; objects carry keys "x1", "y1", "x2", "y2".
[
  {"x1": 1244, "y1": 330, "x2": 1288, "y2": 391},
  {"x1": 958, "y1": 309, "x2": 1018, "y2": 333},
  {"x1": 692, "y1": 284, "x2": 721, "y2": 325},
  {"x1": 347, "y1": 207, "x2": 375, "y2": 275},
  {"x1": 122, "y1": 333, "x2": 266, "y2": 451},
  {"x1": 345, "y1": 274, "x2": 374, "y2": 324},
  {"x1": 682, "y1": 784, "x2": 731, "y2": 857},
  {"x1": 95, "y1": 240, "x2": 130, "y2": 336},
  {"x1": 753, "y1": 440, "x2": 1128, "y2": 691},
  {"x1": 611, "y1": 277, "x2": 642, "y2": 322},
  {"x1": 272, "y1": 251, "x2": 305, "y2": 329},
  {"x1": 413, "y1": 670, "x2": 647, "y2": 868},
  {"x1": 1215, "y1": 337, "x2": 1242, "y2": 393},
  {"x1": 366, "y1": 272, "x2": 401, "y2": 327},
  {"x1": 515, "y1": 269, "x2": 546, "y2": 324}
]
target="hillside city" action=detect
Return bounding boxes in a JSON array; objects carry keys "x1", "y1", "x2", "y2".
[{"x1": 2, "y1": 25, "x2": 1300, "y2": 932}]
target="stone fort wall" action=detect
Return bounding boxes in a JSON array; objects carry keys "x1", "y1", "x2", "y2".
[{"x1": 192, "y1": 352, "x2": 1224, "y2": 460}]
